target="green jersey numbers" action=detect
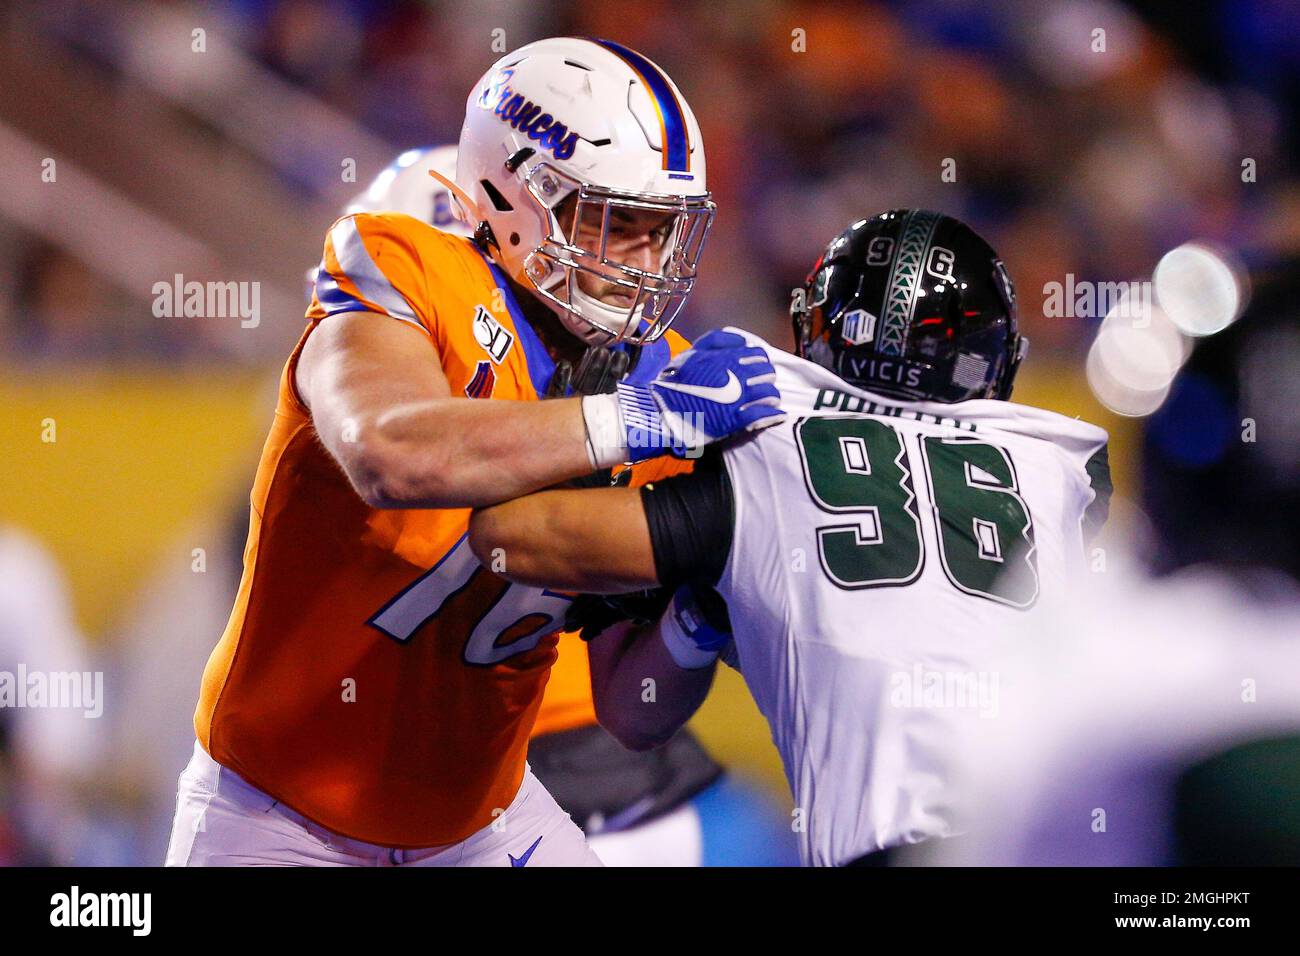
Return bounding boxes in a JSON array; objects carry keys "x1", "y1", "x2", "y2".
[
  {"x1": 919, "y1": 436, "x2": 1038, "y2": 607},
  {"x1": 794, "y1": 417, "x2": 923, "y2": 588},
  {"x1": 794, "y1": 417, "x2": 1039, "y2": 608}
]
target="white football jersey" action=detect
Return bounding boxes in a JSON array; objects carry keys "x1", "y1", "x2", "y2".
[{"x1": 715, "y1": 336, "x2": 1109, "y2": 866}]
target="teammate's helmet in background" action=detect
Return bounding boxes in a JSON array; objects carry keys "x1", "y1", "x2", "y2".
[
  {"x1": 451, "y1": 37, "x2": 715, "y2": 346},
  {"x1": 307, "y1": 146, "x2": 472, "y2": 301},
  {"x1": 344, "y1": 145, "x2": 472, "y2": 237},
  {"x1": 792, "y1": 210, "x2": 1027, "y2": 403}
]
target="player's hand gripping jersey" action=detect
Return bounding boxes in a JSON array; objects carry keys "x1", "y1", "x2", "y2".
[
  {"x1": 712, "y1": 338, "x2": 1110, "y2": 865},
  {"x1": 195, "y1": 212, "x2": 689, "y2": 847}
]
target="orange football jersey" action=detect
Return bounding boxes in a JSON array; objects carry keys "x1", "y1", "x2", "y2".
[{"x1": 196, "y1": 212, "x2": 690, "y2": 847}]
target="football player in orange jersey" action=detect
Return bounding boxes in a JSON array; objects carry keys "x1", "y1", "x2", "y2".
[
  {"x1": 165, "y1": 38, "x2": 783, "y2": 867},
  {"x1": 336, "y1": 145, "x2": 793, "y2": 866}
]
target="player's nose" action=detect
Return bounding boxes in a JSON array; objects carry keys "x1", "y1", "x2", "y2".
[{"x1": 623, "y1": 237, "x2": 658, "y2": 274}]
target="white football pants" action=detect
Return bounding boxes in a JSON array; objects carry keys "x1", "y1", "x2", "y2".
[{"x1": 165, "y1": 742, "x2": 602, "y2": 867}]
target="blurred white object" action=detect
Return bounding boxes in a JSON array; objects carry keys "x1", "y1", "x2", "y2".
[
  {"x1": 1085, "y1": 302, "x2": 1187, "y2": 416},
  {"x1": 0, "y1": 526, "x2": 101, "y2": 775},
  {"x1": 1087, "y1": 242, "x2": 1252, "y2": 416},
  {"x1": 0, "y1": 525, "x2": 105, "y2": 864},
  {"x1": 1154, "y1": 242, "x2": 1249, "y2": 337}
]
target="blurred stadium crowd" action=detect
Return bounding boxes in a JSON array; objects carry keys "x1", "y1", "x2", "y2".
[
  {"x1": 1, "y1": 0, "x2": 1298, "y2": 865},
  {"x1": 6, "y1": 0, "x2": 1300, "y2": 360}
]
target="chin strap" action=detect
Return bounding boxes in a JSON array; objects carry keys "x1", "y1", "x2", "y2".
[
  {"x1": 472, "y1": 221, "x2": 499, "y2": 255},
  {"x1": 996, "y1": 335, "x2": 1029, "y2": 400}
]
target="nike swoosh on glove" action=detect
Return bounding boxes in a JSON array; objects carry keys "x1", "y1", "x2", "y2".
[{"x1": 600, "y1": 329, "x2": 783, "y2": 464}]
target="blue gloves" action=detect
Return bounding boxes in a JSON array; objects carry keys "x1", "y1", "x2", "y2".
[{"x1": 579, "y1": 329, "x2": 783, "y2": 467}]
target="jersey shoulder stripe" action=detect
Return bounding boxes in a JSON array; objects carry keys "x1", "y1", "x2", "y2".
[
  {"x1": 309, "y1": 212, "x2": 493, "y2": 335},
  {"x1": 306, "y1": 213, "x2": 553, "y2": 402},
  {"x1": 310, "y1": 214, "x2": 430, "y2": 332}
]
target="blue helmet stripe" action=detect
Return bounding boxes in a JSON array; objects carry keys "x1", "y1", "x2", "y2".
[{"x1": 590, "y1": 38, "x2": 690, "y2": 172}]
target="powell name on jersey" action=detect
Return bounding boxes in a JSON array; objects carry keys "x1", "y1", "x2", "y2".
[{"x1": 714, "y1": 332, "x2": 1110, "y2": 866}]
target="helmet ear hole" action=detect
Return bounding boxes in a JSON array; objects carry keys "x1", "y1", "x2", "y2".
[{"x1": 480, "y1": 180, "x2": 514, "y2": 212}]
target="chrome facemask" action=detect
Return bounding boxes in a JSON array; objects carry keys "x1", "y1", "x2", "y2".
[{"x1": 519, "y1": 163, "x2": 715, "y2": 346}]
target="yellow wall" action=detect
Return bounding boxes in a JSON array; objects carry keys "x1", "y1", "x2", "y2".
[{"x1": 0, "y1": 366, "x2": 271, "y2": 637}]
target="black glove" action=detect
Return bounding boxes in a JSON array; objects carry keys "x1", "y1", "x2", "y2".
[
  {"x1": 562, "y1": 581, "x2": 730, "y2": 643},
  {"x1": 546, "y1": 344, "x2": 642, "y2": 398},
  {"x1": 563, "y1": 587, "x2": 674, "y2": 642}
]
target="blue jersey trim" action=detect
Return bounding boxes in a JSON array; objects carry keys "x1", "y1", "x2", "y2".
[
  {"x1": 478, "y1": 254, "x2": 556, "y2": 398},
  {"x1": 590, "y1": 38, "x2": 690, "y2": 172}
]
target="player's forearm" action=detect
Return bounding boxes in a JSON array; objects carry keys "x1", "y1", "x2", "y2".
[
  {"x1": 588, "y1": 618, "x2": 714, "y2": 751},
  {"x1": 468, "y1": 488, "x2": 657, "y2": 593},
  {"x1": 352, "y1": 397, "x2": 593, "y2": 509}
]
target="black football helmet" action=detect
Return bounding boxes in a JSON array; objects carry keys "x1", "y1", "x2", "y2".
[{"x1": 792, "y1": 210, "x2": 1027, "y2": 403}]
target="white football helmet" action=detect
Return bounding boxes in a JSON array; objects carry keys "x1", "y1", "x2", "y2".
[
  {"x1": 444, "y1": 37, "x2": 715, "y2": 346},
  {"x1": 345, "y1": 145, "x2": 472, "y2": 237}
]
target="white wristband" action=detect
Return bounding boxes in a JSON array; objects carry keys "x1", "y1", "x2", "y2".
[
  {"x1": 658, "y1": 601, "x2": 721, "y2": 670},
  {"x1": 581, "y1": 393, "x2": 629, "y2": 469}
]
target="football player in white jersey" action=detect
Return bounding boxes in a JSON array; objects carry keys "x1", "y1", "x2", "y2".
[{"x1": 468, "y1": 210, "x2": 1112, "y2": 866}]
